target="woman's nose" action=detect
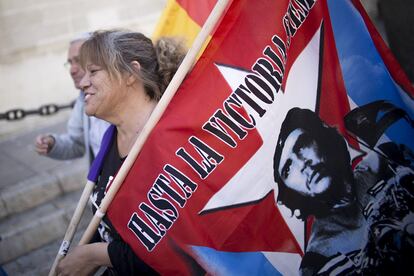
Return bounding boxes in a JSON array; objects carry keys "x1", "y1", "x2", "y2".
[{"x1": 79, "y1": 74, "x2": 90, "y2": 90}]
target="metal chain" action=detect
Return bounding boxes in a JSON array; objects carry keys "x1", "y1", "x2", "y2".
[{"x1": 0, "y1": 100, "x2": 76, "y2": 121}]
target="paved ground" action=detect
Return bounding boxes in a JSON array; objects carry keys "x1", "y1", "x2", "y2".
[{"x1": 0, "y1": 118, "x2": 93, "y2": 275}]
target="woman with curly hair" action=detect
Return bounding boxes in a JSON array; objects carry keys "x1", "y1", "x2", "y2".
[{"x1": 57, "y1": 30, "x2": 186, "y2": 275}]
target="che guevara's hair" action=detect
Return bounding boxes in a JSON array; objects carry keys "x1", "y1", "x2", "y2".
[
  {"x1": 273, "y1": 107, "x2": 352, "y2": 220},
  {"x1": 79, "y1": 29, "x2": 187, "y2": 101}
]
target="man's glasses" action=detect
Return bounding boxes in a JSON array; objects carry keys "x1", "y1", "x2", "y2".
[{"x1": 64, "y1": 56, "x2": 81, "y2": 70}]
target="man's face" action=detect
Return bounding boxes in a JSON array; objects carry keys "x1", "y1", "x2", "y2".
[
  {"x1": 277, "y1": 128, "x2": 333, "y2": 197},
  {"x1": 67, "y1": 40, "x2": 85, "y2": 89}
]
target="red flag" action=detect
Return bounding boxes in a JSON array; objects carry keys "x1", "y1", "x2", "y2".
[{"x1": 105, "y1": 0, "x2": 414, "y2": 274}]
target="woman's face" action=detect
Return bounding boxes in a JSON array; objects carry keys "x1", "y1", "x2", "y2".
[{"x1": 80, "y1": 63, "x2": 124, "y2": 120}]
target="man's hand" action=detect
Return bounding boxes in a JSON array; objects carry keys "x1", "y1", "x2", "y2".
[{"x1": 35, "y1": 134, "x2": 55, "y2": 155}]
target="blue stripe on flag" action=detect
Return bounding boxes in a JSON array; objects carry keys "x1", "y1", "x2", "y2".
[
  {"x1": 327, "y1": 0, "x2": 414, "y2": 150},
  {"x1": 190, "y1": 246, "x2": 282, "y2": 276}
]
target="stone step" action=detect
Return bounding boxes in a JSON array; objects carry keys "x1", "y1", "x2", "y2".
[
  {"x1": 1, "y1": 218, "x2": 99, "y2": 276},
  {"x1": 0, "y1": 158, "x2": 87, "y2": 220},
  {"x1": 2, "y1": 228, "x2": 85, "y2": 276},
  {"x1": 0, "y1": 188, "x2": 93, "y2": 265}
]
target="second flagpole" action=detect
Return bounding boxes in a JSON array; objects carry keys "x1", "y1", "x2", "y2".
[{"x1": 77, "y1": 0, "x2": 230, "y2": 247}]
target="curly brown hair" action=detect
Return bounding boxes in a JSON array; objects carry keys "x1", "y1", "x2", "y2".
[{"x1": 79, "y1": 30, "x2": 187, "y2": 101}]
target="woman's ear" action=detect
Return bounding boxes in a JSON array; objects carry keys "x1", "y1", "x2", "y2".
[
  {"x1": 131, "y1": 60, "x2": 141, "y2": 71},
  {"x1": 126, "y1": 61, "x2": 141, "y2": 86}
]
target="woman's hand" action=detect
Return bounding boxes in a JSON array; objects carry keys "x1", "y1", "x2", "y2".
[{"x1": 57, "y1": 243, "x2": 111, "y2": 276}]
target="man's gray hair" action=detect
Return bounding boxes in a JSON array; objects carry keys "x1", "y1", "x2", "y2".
[{"x1": 70, "y1": 32, "x2": 91, "y2": 44}]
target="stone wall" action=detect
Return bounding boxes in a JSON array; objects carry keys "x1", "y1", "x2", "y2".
[{"x1": 0, "y1": 0, "x2": 166, "y2": 139}]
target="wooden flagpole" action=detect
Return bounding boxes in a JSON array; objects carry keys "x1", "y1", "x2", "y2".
[
  {"x1": 48, "y1": 0, "x2": 229, "y2": 275},
  {"x1": 79, "y1": 0, "x2": 229, "y2": 245},
  {"x1": 49, "y1": 180, "x2": 95, "y2": 276},
  {"x1": 79, "y1": 0, "x2": 230, "y2": 245}
]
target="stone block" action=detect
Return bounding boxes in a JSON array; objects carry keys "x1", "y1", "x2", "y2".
[
  {"x1": 1, "y1": 172, "x2": 61, "y2": 216},
  {"x1": 54, "y1": 187, "x2": 93, "y2": 233},
  {"x1": 2, "y1": 225, "x2": 88, "y2": 275},
  {"x1": 0, "y1": 149, "x2": 36, "y2": 189},
  {"x1": 0, "y1": 198, "x2": 56, "y2": 234},
  {"x1": 0, "y1": 198, "x2": 8, "y2": 220},
  {"x1": 54, "y1": 159, "x2": 88, "y2": 193},
  {"x1": 0, "y1": 209, "x2": 67, "y2": 264}
]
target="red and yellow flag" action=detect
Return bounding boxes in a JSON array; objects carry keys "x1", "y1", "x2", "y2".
[{"x1": 153, "y1": 0, "x2": 217, "y2": 48}]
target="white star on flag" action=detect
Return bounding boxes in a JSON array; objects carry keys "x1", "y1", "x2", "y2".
[{"x1": 201, "y1": 24, "x2": 324, "y2": 251}]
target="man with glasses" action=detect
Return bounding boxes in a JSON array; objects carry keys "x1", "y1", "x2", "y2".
[{"x1": 35, "y1": 33, "x2": 109, "y2": 163}]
